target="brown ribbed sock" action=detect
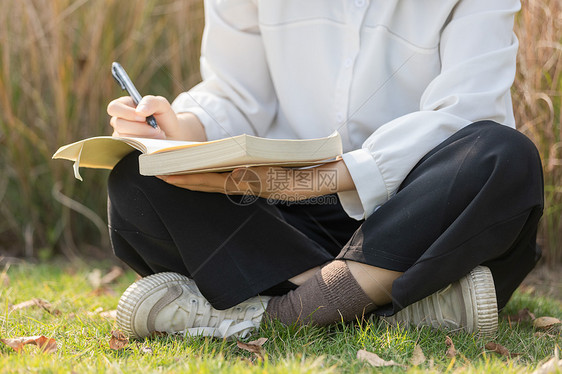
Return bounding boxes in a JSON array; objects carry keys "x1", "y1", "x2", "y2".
[{"x1": 265, "y1": 260, "x2": 377, "y2": 326}]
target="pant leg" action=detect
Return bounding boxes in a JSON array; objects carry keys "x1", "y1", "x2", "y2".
[
  {"x1": 107, "y1": 151, "x2": 359, "y2": 309},
  {"x1": 275, "y1": 198, "x2": 363, "y2": 256},
  {"x1": 338, "y1": 121, "x2": 544, "y2": 313}
]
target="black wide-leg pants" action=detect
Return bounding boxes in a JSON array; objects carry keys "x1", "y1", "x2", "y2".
[{"x1": 107, "y1": 121, "x2": 544, "y2": 314}]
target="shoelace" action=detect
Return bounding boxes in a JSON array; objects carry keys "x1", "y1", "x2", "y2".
[
  {"x1": 176, "y1": 294, "x2": 261, "y2": 339},
  {"x1": 185, "y1": 320, "x2": 256, "y2": 339}
]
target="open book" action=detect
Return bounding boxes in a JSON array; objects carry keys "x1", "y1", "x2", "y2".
[{"x1": 53, "y1": 132, "x2": 342, "y2": 180}]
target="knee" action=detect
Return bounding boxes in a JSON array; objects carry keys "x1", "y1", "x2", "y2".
[
  {"x1": 107, "y1": 151, "x2": 152, "y2": 222},
  {"x1": 465, "y1": 121, "x2": 543, "y2": 202},
  {"x1": 468, "y1": 121, "x2": 542, "y2": 179},
  {"x1": 107, "y1": 151, "x2": 142, "y2": 200}
]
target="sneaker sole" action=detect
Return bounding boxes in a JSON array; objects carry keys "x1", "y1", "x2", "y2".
[
  {"x1": 467, "y1": 266, "x2": 498, "y2": 337},
  {"x1": 116, "y1": 272, "x2": 191, "y2": 338}
]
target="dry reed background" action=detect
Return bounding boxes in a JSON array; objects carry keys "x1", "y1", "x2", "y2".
[{"x1": 0, "y1": 0, "x2": 560, "y2": 264}]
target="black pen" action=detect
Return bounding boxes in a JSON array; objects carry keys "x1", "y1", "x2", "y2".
[{"x1": 111, "y1": 62, "x2": 158, "y2": 129}]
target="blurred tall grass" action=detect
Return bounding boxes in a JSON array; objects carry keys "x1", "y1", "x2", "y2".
[
  {"x1": 0, "y1": 1, "x2": 560, "y2": 264},
  {"x1": 513, "y1": 0, "x2": 562, "y2": 264},
  {"x1": 0, "y1": 0, "x2": 203, "y2": 260}
]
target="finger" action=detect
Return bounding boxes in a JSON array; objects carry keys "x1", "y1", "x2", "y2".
[
  {"x1": 135, "y1": 96, "x2": 179, "y2": 130},
  {"x1": 114, "y1": 96, "x2": 136, "y2": 106},
  {"x1": 159, "y1": 178, "x2": 225, "y2": 193},
  {"x1": 159, "y1": 173, "x2": 229, "y2": 192},
  {"x1": 166, "y1": 172, "x2": 228, "y2": 187},
  {"x1": 107, "y1": 96, "x2": 143, "y2": 121},
  {"x1": 110, "y1": 117, "x2": 164, "y2": 138},
  {"x1": 135, "y1": 95, "x2": 170, "y2": 116}
]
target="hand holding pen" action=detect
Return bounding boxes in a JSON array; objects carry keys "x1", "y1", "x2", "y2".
[
  {"x1": 108, "y1": 62, "x2": 177, "y2": 139},
  {"x1": 107, "y1": 62, "x2": 207, "y2": 142},
  {"x1": 111, "y1": 62, "x2": 158, "y2": 128}
]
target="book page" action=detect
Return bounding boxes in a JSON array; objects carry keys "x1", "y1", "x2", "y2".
[{"x1": 125, "y1": 137, "x2": 200, "y2": 154}]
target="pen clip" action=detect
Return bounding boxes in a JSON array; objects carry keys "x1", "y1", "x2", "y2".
[{"x1": 111, "y1": 62, "x2": 126, "y2": 90}]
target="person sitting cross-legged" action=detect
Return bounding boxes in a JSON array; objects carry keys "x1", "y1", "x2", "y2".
[{"x1": 106, "y1": 0, "x2": 544, "y2": 340}]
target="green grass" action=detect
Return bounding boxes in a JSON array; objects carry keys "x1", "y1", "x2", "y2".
[{"x1": 0, "y1": 262, "x2": 560, "y2": 373}]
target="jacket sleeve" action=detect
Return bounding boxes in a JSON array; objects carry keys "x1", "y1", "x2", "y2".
[
  {"x1": 338, "y1": 0, "x2": 521, "y2": 220},
  {"x1": 171, "y1": 0, "x2": 277, "y2": 141}
]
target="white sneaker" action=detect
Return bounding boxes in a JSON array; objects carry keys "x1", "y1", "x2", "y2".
[
  {"x1": 116, "y1": 272, "x2": 270, "y2": 339},
  {"x1": 381, "y1": 266, "x2": 498, "y2": 336}
]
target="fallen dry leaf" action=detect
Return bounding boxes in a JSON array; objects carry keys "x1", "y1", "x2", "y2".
[
  {"x1": 357, "y1": 349, "x2": 405, "y2": 368},
  {"x1": 534, "y1": 332, "x2": 557, "y2": 339},
  {"x1": 485, "y1": 342, "x2": 520, "y2": 358},
  {"x1": 505, "y1": 308, "x2": 536, "y2": 324},
  {"x1": 87, "y1": 307, "x2": 104, "y2": 315},
  {"x1": 533, "y1": 316, "x2": 561, "y2": 331},
  {"x1": 88, "y1": 267, "x2": 124, "y2": 289},
  {"x1": 247, "y1": 337, "x2": 268, "y2": 346},
  {"x1": 237, "y1": 338, "x2": 268, "y2": 360},
  {"x1": 411, "y1": 344, "x2": 426, "y2": 366},
  {"x1": 532, "y1": 348, "x2": 561, "y2": 374},
  {"x1": 99, "y1": 310, "x2": 117, "y2": 320},
  {"x1": 9, "y1": 298, "x2": 60, "y2": 315},
  {"x1": 137, "y1": 342, "x2": 153, "y2": 355},
  {"x1": 0, "y1": 335, "x2": 57, "y2": 353},
  {"x1": 86, "y1": 308, "x2": 117, "y2": 320},
  {"x1": 100, "y1": 266, "x2": 124, "y2": 285},
  {"x1": 445, "y1": 336, "x2": 457, "y2": 358},
  {"x1": 109, "y1": 330, "x2": 129, "y2": 350},
  {"x1": 9, "y1": 299, "x2": 40, "y2": 311}
]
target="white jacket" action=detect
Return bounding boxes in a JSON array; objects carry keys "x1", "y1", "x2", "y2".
[{"x1": 172, "y1": 0, "x2": 520, "y2": 219}]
